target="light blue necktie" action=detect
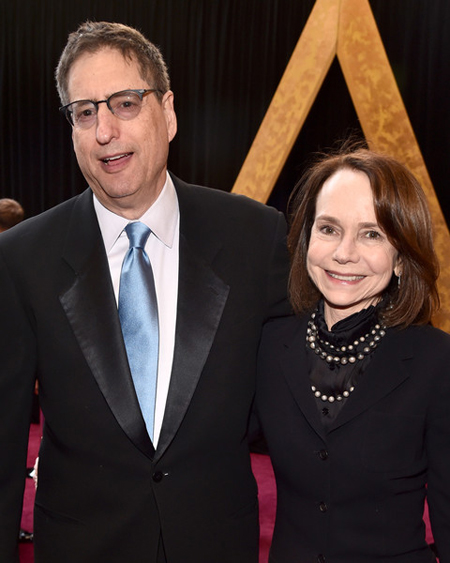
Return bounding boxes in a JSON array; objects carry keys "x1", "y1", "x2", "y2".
[{"x1": 118, "y1": 222, "x2": 159, "y2": 441}]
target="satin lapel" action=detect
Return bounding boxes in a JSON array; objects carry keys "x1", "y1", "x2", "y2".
[
  {"x1": 155, "y1": 178, "x2": 230, "y2": 461},
  {"x1": 59, "y1": 190, "x2": 154, "y2": 458},
  {"x1": 328, "y1": 329, "x2": 412, "y2": 433},
  {"x1": 280, "y1": 316, "x2": 327, "y2": 441},
  {"x1": 155, "y1": 232, "x2": 229, "y2": 460}
]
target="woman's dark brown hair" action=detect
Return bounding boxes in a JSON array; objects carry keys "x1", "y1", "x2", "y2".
[{"x1": 288, "y1": 147, "x2": 440, "y2": 327}]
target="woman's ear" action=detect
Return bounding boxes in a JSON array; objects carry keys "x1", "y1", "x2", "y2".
[{"x1": 394, "y1": 256, "x2": 403, "y2": 278}]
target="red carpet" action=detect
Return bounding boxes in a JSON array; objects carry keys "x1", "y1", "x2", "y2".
[
  {"x1": 19, "y1": 425, "x2": 434, "y2": 563},
  {"x1": 251, "y1": 453, "x2": 277, "y2": 563},
  {"x1": 19, "y1": 422, "x2": 40, "y2": 563}
]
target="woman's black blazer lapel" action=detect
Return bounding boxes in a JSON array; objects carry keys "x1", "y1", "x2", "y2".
[
  {"x1": 329, "y1": 328, "x2": 413, "y2": 432},
  {"x1": 280, "y1": 316, "x2": 328, "y2": 440}
]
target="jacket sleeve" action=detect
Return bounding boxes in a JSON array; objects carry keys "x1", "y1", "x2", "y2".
[
  {"x1": 0, "y1": 249, "x2": 37, "y2": 563},
  {"x1": 426, "y1": 340, "x2": 450, "y2": 563},
  {"x1": 263, "y1": 210, "x2": 291, "y2": 321}
]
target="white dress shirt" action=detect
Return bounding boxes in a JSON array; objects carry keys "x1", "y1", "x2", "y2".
[{"x1": 93, "y1": 173, "x2": 180, "y2": 446}]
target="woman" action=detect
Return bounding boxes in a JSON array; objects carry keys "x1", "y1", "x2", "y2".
[{"x1": 256, "y1": 147, "x2": 450, "y2": 563}]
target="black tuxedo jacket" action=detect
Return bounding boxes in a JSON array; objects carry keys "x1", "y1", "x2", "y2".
[
  {"x1": 0, "y1": 175, "x2": 290, "y2": 563},
  {"x1": 256, "y1": 314, "x2": 450, "y2": 563}
]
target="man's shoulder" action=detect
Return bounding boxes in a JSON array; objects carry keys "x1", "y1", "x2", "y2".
[
  {"x1": 171, "y1": 174, "x2": 280, "y2": 219},
  {"x1": 0, "y1": 190, "x2": 91, "y2": 249}
]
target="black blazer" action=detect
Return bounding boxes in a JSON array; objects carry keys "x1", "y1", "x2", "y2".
[
  {"x1": 256, "y1": 314, "x2": 450, "y2": 563},
  {"x1": 0, "y1": 175, "x2": 290, "y2": 563}
]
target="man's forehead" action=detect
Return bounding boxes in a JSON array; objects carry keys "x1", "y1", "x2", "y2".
[
  {"x1": 70, "y1": 46, "x2": 138, "y2": 71},
  {"x1": 67, "y1": 48, "x2": 148, "y2": 100}
]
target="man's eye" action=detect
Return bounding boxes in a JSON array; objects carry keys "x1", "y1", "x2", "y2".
[{"x1": 74, "y1": 106, "x2": 95, "y2": 122}]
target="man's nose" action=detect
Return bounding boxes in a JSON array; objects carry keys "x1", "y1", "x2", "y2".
[{"x1": 95, "y1": 102, "x2": 119, "y2": 144}]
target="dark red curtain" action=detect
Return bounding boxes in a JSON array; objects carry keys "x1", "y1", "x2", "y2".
[{"x1": 1, "y1": 0, "x2": 449, "y2": 222}]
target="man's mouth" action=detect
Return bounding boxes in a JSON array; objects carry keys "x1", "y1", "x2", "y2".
[
  {"x1": 102, "y1": 153, "x2": 132, "y2": 164},
  {"x1": 328, "y1": 272, "x2": 365, "y2": 282}
]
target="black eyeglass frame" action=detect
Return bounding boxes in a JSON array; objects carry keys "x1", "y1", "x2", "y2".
[{"x1": 59, "y1": 88, "x2": 161, "y2": 126}]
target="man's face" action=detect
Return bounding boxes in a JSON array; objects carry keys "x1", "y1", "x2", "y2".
[{"x1": 67, "y1": 48, "x2": 177, "y2": 219}]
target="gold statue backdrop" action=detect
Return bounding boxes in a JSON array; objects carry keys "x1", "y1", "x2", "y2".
[{"x1": 232, "y1": 0, "x2": 450, "y2": 332}]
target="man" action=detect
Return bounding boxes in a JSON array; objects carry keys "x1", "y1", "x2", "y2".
[
  {"x1": 0, "y1": 198, "x2": 24, "y2": 232},
  {"x1": 0, "y1": 198, "x2": 34, "y2": 544},
  {"x1": 0, "y1": 21, "x2": 289, "y2": 563}
]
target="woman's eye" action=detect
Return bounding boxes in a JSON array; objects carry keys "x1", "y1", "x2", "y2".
[
  {"x1": 365, "y1": 230, "x2": 381, "y2": 239},
  {"x1": 320, "y1": 225, "x2": 335, "y2": 235}
]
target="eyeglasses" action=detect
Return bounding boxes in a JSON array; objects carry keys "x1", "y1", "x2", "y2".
[{"x1": 59, "y1": 89, "x2": 161, "y2": 129}]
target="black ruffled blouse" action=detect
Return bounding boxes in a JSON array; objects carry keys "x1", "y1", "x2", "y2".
[{"x1": 306, "y1": 300, "x2": 385, "y2": 430}]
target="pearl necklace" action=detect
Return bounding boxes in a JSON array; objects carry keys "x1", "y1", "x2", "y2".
[{"x1": 306, "y1": 311, "x2": 386, "y2": 402}]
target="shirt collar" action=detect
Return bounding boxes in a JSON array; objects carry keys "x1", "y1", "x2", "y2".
[{"x1": 93, "y1": 172, "x2": 179, "y2": 254}]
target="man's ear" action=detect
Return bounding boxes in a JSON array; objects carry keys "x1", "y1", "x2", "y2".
[{"x1": 162, "y1": 90, "x2": 177, "y2": 143}]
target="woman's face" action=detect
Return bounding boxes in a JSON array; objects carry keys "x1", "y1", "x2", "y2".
[{"x1": 307, "y1": 168, "x2": 400, "y2": 328}]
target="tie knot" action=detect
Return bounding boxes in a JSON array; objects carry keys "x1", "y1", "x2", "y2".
[{"x1": 125, "y1": 222, "x2": 151, "y2": 249}]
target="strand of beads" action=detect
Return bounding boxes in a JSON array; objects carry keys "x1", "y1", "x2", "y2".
[{"x1": 306, "y1": 312, "x2": 386, "y2": 366}]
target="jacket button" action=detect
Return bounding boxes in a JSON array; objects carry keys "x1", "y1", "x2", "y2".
[
  {"x1": 317, "y1": 555, "x2": 326, "y2": 562},
  {"x1": 319, "y1": 501, "x2": 328, "y2": 512},
  {"x1": 318, "y1": 449, "x2": 328, "y2": 460},
  {"x1": 152, "y1": 471, "x2": 164, "y2": 483}
]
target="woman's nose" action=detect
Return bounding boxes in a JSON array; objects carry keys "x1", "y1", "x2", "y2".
[{"x1": 332, "y1": 235, "x2": 359, "y2": 263}]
